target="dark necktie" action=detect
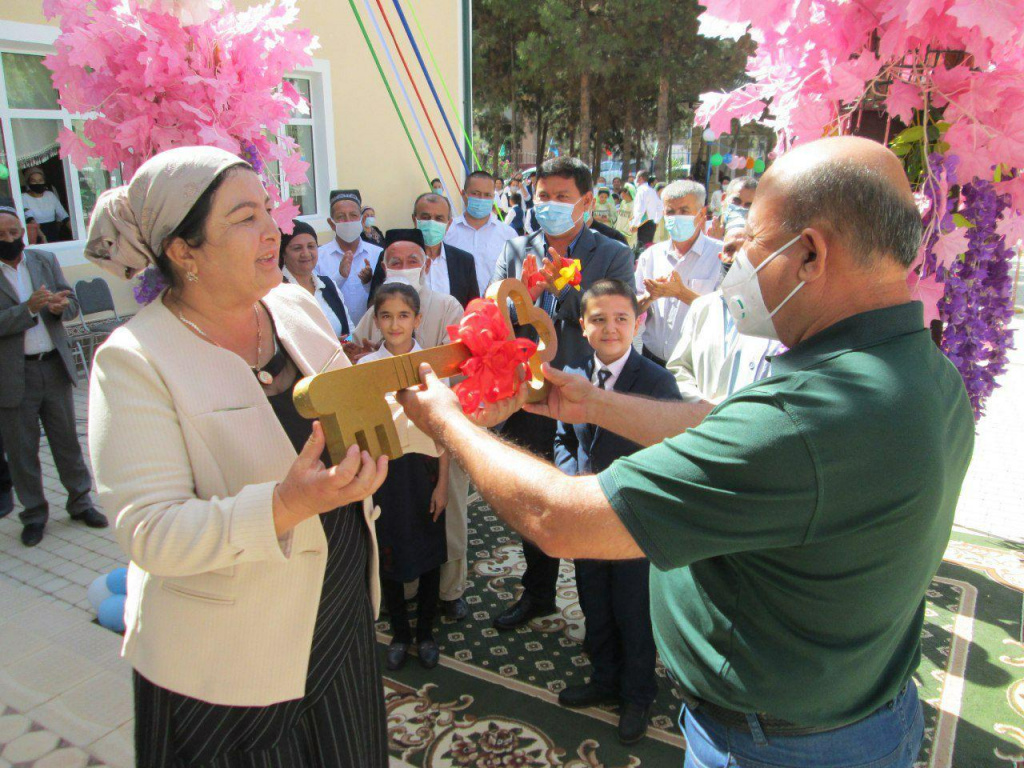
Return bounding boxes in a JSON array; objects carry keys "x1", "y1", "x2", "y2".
[{"x1": 597, "y1": 368, "x2": 612, "y2": 389}]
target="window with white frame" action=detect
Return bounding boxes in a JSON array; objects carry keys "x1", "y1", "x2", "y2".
[{"x1": 0, "y1": 36, "x2": 333, "y2": 243}]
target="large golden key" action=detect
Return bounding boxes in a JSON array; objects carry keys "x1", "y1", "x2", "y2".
[{"x1": 293, "y1": 278, "x2": 557, "y2": 462}]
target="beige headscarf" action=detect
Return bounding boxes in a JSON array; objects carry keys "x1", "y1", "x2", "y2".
[{"x1": 84, "y1": 146, "x2": 246, "y2": 279}]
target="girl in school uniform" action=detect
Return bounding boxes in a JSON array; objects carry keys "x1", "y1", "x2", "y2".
[{"x1": 358, "y1": 282, "x2": 449, "y2": 671}]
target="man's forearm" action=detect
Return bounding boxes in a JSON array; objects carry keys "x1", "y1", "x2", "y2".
[
  {"x1": 436, "y1": 416, "x2": 567, "y2": 549},
  {"x1": 585, "y1": 387, "x2": 713, "y2": 447},
  {"x1": 433, "y1": 414, "x2": 642, "y2": 560}
]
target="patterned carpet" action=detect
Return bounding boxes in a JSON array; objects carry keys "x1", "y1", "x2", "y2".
[{"x1": 377, "y1": 495, "x2": 1024, "y2": 767}]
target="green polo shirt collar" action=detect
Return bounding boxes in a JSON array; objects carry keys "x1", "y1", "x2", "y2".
[{"x1": 771, "y1": 301, "x2": 926, "y2": 376}]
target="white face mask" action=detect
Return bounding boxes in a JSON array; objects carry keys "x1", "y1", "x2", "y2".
[
  {"x1": 720, "y1": 235, "x2": 803, "y2": 340},
  {"x1": 385, "y1": 266, "x2": 423, "y2": 289},
  {"x1": 333, "y1": 220, "x2": 363, "y2": 243}
]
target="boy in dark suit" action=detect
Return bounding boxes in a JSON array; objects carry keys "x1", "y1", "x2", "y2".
[{"x1": 553, "y1": 278, "x2": 682, "y2": 745}]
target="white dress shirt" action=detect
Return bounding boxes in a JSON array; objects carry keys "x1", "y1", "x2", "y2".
[
  {"x1": 667, "y1": 291, "x2": 783, "y2": 403},
  {"x1": 315, "y1": 238, "x2": 383, "y2": 322},
  {"x1": 635, "y1": 233, "x2": 724, "y2": 361},
  {"x1": 422, "y1": 245, "x2": 451, "y2": 297},
  {"x1": 281, "y1": 267, "x2": 352, "y2": 339},
  {"x1": 629, "y1": 182, "x2": 664, "y2": 228},
  {"x1": 444, "y1": 214, "x2": 517, "y2": 294},
  {"x1": 1, "y1": 257, "x2": 55, "y2": 354},
  {"x1": 591, "y1": 348, "x2": 631, "y2": 391}
]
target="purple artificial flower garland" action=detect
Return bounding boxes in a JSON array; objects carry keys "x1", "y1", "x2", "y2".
[
  {"x1": 133, "y1": 267, "x2": 168, "y2": 305},
  {"x1": 937, "y1": 179, "x2": 1016, "y2": 419}
]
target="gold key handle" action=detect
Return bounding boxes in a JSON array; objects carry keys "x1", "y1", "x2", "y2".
[
  {"x1": 484, "y1": 278, "x2": 557, "y2": 403},
  {"x1": 293, "y1": 278, "x2": 557, "y2": 461}
]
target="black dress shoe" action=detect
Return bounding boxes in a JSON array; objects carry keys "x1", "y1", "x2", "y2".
[
  {"x1": 618, "y1": 702, "x2": 651, "y2": 745},
  {"x1": 21, "y1": 523, "x2": 45, "y2": 547},
  {"x1": 417, "y1": 638, "x2": 440, "y2": 669},
  {"x1": 493, "y1": 596, "x2": 557, "y2": 631},
  {"x1": 385, "y1": 641, "x2": 409, "y2": 671},
  {"x1": 442, "y1": 597, "x2": 468, "y2": 621},
  {"x1": 558, "y1": 682, "x2": 620, "y2": 709},
  {"x1": 70, "y1": 508, "x2": 109, "y2": 528}
]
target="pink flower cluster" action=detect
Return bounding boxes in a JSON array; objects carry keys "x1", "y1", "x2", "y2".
[
  {"x1": 696, "y1": 0, "x2": 1022, "y2": 417},
  {"x1": 695, "y1": 0, "x2": 1024, "y2": 212},
  {"x1": 43, "y1": 0, "x2": 319, "y2": 230}
]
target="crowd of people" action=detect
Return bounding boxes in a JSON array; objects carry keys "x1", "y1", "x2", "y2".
[{"x1": 0, "y1": 136, "x2": 974, "y2": 768}]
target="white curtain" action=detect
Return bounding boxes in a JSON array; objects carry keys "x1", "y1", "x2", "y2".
[{"x1": 12, "y1": 119, "x2": 61, "y2": 170}]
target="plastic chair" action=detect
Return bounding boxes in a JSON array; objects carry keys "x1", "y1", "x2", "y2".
[{"x1": 72, "y1": 278, "x2": 125, "y2": 375}]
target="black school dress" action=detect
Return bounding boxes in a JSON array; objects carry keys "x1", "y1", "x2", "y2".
[
  {"x1": 133, "y1": 360, "x2": 387, "y2": 768},
  {"x1": 374, "y1": 452, "x2": 446, "y2": 583}
]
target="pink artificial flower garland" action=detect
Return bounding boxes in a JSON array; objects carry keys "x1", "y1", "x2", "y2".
[{"x1": 43, "y1": 0, "x2": 319, "y2": 232}]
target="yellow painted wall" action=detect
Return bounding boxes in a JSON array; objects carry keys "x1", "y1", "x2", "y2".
[{"x1": 3, "y1": 0, "x2": 467, "y2": 316}]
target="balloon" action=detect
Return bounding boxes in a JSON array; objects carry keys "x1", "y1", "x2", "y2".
[
  {"x1": 98, "y1": 594, "x2": 127, "y2": 633},
  {"x1": 723, "y1": 153, "x2": 733, "y2": 164},
  {"x1": 88, "y1": 575, "x2": 113, "y2": 612},
  {"x1": 754, "y1": 159, "x2": 766, "y2": 173},
  {"x1": 0, "y1": 164, "x2": 8, "y2": 181},
  {"x1": 106, "y1": 567, "x2": 128, "y2": 595},
  {"x1": 710, "y1": 153, "x2": 724, "y2": 167},
  {"x1": 746, "y1": 157, "x2": 756, "y2": 169},
  {"x1": 702, "y1": 128, "x2": 716, "y2": 142}
]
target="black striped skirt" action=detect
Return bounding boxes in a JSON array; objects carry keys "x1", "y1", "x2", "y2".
[{"x1": 133, "y1": 507, "x2": 387, "y2": 768}]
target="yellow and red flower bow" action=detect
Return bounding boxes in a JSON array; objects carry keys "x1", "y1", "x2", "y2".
[{"x1": 553, "y1": 257, "x2": 582, "y2": 292}]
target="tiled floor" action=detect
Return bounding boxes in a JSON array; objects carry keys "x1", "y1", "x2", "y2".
[{"x1": 0, "y1": 294, "x2": 1021, "y2": 767}]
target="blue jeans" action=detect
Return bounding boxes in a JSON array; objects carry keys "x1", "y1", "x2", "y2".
[{"x1": 682, "y1": 681, "x2": 924, "y2": 768}]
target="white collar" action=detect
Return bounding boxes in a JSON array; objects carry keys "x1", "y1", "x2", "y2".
[
  {"x1": 374, "y1": 339, "x2": 423, "y2": 358},
  {"x1": 454, "y1": 214, "x2": 496, "y2": 230},
  {"x1": 427, "y1": 244, "x2": 448, "y2": 263},
  {"x1": 282, "y1": 266, "x2": 326, "y2": 293},
  {"x1": 593, "y1": 348, "x2": 631, "y2": 378},
  {"x1": 325, "y1": 237, "x2": 366, "y2": 254},
  {"x1": 667, "y1": 232, "x2": 707, "y2": 261}
]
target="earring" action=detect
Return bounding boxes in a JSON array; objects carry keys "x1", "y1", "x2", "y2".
[{"x1": 186, "y1": 270, "x2": 199, "y2": 283}]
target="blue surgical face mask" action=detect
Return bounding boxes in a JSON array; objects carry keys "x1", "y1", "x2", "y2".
[
  {"x1": 665, "y1": 215, "x2": 697, "y2": 242},
  {"x1": 415, "y1": 219, "x2": 447, "y2": 247},
  {"x1": 534, "y1": 200, "x2": 582, "y2": 237},
  {"x1": 583, "y1": 210, "x2": 591, "y2": 224},
  {"x1": 724, "y1": 203, "x2": 749, "y2": 230},
  {"x1": 466, "y1": 196, "x2": 493, "y2": 219}
]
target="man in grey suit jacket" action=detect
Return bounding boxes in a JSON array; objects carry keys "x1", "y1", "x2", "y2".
[
  {"x1": 0, "y1": 207, "x2": 106, "y2": 546},
  {"x1": 488, "y1": 157, "x2": 635, "y2": 630}
]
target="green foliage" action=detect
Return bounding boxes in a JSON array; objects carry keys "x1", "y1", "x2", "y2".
[{"x1": 471, "y1": 0, "x2": 750, "y2": 174}]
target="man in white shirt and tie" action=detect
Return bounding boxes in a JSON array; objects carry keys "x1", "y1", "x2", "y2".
[
  {"x1": 628, "y1": 170, "x2": 664, "y2": 247},
  {"x1": 316, "y1": 189, "x2": 383, "y2": 322},
  {"x1": 635, "y1": 180, "x2": 723, "y2": 367},
  {"x1": 443, "y1": 171, "x2": 517, "y2": 295}
]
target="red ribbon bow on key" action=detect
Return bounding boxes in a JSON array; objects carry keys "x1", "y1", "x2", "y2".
[{"x1": 447, "y1": 299, "x2": 537, "y2": 414}]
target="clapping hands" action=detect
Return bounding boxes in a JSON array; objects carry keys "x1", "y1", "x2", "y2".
[{"x1": 26, "y1": 284, "x2": 72, "y2": 316}]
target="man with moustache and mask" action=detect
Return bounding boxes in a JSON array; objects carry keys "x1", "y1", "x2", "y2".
[{"x1": 0, "y1": 206, "x2": 107, "y2": 546}]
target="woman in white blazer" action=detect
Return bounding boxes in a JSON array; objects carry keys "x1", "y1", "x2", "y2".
[{"x1": 84, "y1": 147, "x2": 416, "y2": 768}]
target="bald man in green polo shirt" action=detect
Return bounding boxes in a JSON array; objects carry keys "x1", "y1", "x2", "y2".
[{"x1": 398, "y1": 136, "x2": 975, "y2": 767}]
